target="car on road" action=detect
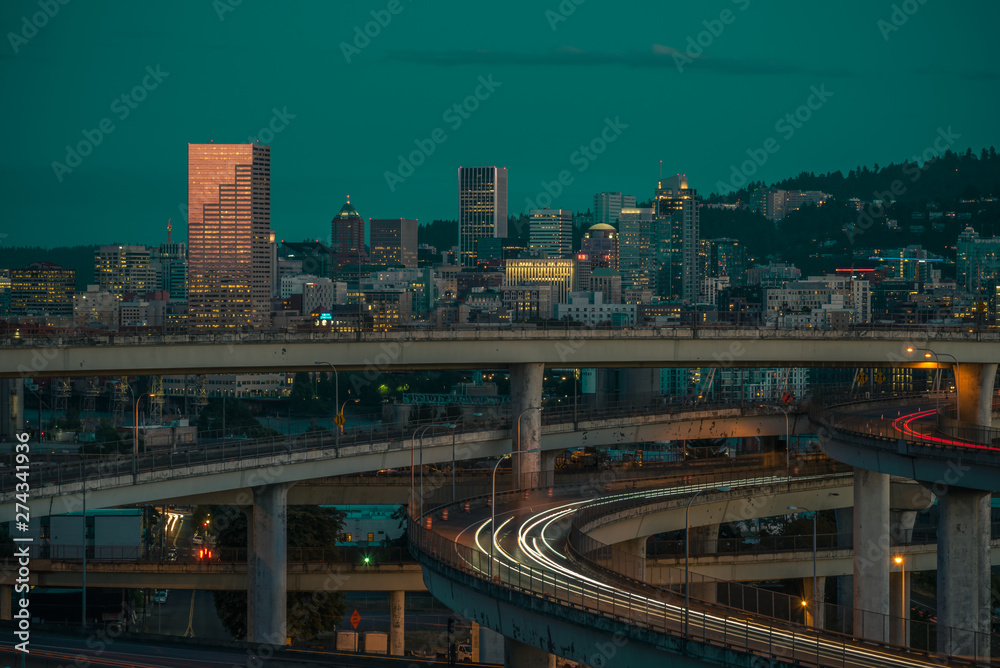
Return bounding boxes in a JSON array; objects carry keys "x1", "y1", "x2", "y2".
[
  {"x1": 153, "y1": 590, "x2": 168, "y2": 604},
  {"x1": 456, "y1": 644, "x2": 473, "y2": 661}
]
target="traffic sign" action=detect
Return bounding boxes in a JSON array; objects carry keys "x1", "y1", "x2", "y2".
[
  {"x1": 856, "y1": 370, "x2": 869, "y2": 385},
  {"x1": 874, "y1": 371, "x2": 886, "y2": 385},
  {"x1": 334, "y1": 413, "x2": 345, "y2": 428},
  {"x1": 350, "y1": 609, "x2": 361, "y2": 629}
]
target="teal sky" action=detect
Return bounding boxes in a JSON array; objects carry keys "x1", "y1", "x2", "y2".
[{"x1": 2, "y1": 0, "x2": 997, "y2": 247}]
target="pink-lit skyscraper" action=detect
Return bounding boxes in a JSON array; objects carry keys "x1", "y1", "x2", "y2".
[{"x1": 187, "y1": 143, "x2": 271, "y2": 330}]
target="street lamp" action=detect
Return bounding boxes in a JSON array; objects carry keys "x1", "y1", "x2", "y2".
[
  {"x1": 133, "y1": 392, "x2": 155, "y2": 473},
  {"x1": 490, "y1": 448, "x2": 540, "y2": 581},
  {"x1": 894, "y1": 555, "x2": 905, "y2": 644},
  {"x1": 906, "y1": 348, "x2": 960, "y2": 422},
  {"x1": 789, "y1": 505, "x2": 818, "y2": 627},
  {"x1": 685, "y1": 486, "x2": 730, "y2": 637},
  {"x1": 314, "y1": 362, "x2": 341, "y2": 445},
  {"x1": 410, "y1": 422, "x2": 453, "y2": 521},
  {"x1": 515, "y1": 406, "x2": 543, "y2": 487}
]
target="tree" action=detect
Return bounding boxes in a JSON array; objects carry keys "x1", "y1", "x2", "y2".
[{"x1": 210, "y1": 505, "x2": 347, "y2": 642}]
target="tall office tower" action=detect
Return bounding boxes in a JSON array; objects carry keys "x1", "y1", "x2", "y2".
[
  {"x1": 458, "y1": 166, "x2": 508, "y2": 267},
  {"x1": 187, "y1": 143, "x2": 271, "y2": 330},
  {"x1": 528, "y1": 208, "x2": 573, "y2": 259},
  {"x1": 957, "y1": 226, "x2": 1000, "y2": 294},
  {"x1": 581, "y1": 223, "x2": 620, "y2": 270},
  {"x1": 153, "y1": 221, "x2": 188, "y2": 301},
  {"x1": 370, "y1": 218, "x2": 418, "y2": 268},
  {"x1": 655, "y1": 174, "x2": 700, "y2": 302},
  {"x1": 95, "y1": 245, "x2": 156, "y2": 300},
  {"x1": 10, "y1": 262, "x2": 75, "y2": 317},
  {"x1": 618, "y1": 208, "x2": 655, "y2": 292},
  {"x1": 331, "y1": 197, "x2": 366, "y2": 255},
  {"x1": 701, "y1": 238, "x2": 747, "y2": 286},
  {"x1": 594, "y1": 192, "x2": 636, "y2": 225}
]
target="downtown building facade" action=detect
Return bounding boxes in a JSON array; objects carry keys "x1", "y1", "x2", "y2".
[
  {"x1": 528, "y1": 208, "x2": 573, "y2": 259},
  {"x1": 187, "y1": 143, "x2": 272, "y2": 330},
  {"x1": 369, "y1": 218, "x2": 418, "y2": 268},
  {"x1": 655, "y1": 174, "x2": 700, "y2": 302},
  {"x1": 593, "y1": 192, "x2": 636, "y2": 225},
  {"x1": 458, "y1": 166, "x2": 507, "y2": 267}
]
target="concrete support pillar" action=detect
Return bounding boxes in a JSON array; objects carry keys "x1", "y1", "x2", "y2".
[
  {"x1": 540, "y1": 450, "x2": 558, "y2": 489},
  {"x1": 802, "y1": 576, "x2": 826, "y2": 629},
  {"x1": 251, "y1": 483, "x2": 291, "y2": 646},
  {"x1": 480, "y1": 626, "x2": 504, "y2": 664},
  {"x1": 389, "y1": 590, "x2": 404, "y2": 656},
  {"x1": 937, "y1": 486, "x2": 991, "y2": 659},
  {"x1": 0, "y1": 584, "x2": 11, "y2": 621},
  {"x1": 623, "y1": 536, "x2": 646, "y2": 582},
  {"x1": 955, "y1": 362, "x2": 997, "y2": 430},
  {"x1": 689, "y1": 523, "x2": 720, "y2": 554},
  {"x1": 853, "y1": 468, "x2": 890, "y2": 642},
  {"x1": 834, "y1": 507, "x2": 853, "y2": 635},
  {"x1": 240, "y1": 505, "x2": 255, "y2": 641},
  {"x1": 510, "y1": 363, "x2": 544, "y2": 490},
  {"x1": 504, "y1": 638, "x2": 555, "y2": 668},
  {"x1": 0, "y1": 379, "x2": 22, "y2": 442}
]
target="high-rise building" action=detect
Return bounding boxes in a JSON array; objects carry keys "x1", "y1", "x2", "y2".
[
  {"x1": 655, "y1": 174, "x2": 700, "y2": 302},
  {"x1": 154, "y1": 241, "x2": 188, "y2": 301},
  {"x1": 187, "y1": 143, "x2": 272, "y2": 330},
  {"x1": 331, "y1": 197, "x2": 366, "y2": 256},
  {"x1": 580, "y1": 223, "x2": 619, "y2": 270},
  {"x1": 370, "y1": 218, "x2": 418, "y2": 268},
  {"x1": 10, "y1": 262, "x2": 75, "y2": 317},
  {"x1": 701, "y1": 238, "x2": 747, "y2": 286},
  {"x1": 594, "y1": 192, "x2": 636, "y2": 225},
  {"x1": 504, "y1": 258, "x2": 576, "y2": 304},
  {"x1": 618, "y1": 207, "x2": 655, "y2": 292},
  {"x1": 758, "y1": 189, "x2": 830, "y2": 221},
  {"x1": 458, "y1": 166, "x2": 507, "y2": 267},
  {"x1": 95, "y1": 245, "x2": 157, "y2": 299},
  {"x1": 528, "y1": 208, "x2": 573, "y2": 259},
  {"x1": 956, "y1": 226, "x2": 1000, "y2": 294}
]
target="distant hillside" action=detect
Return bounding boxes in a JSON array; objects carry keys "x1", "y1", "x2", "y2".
[
  {"x1": 712, "y1": 147, "x2": 1000, "y2": 204},
  {"x1": 0, "y1": 246, "x2": 98, "y2": 290}
]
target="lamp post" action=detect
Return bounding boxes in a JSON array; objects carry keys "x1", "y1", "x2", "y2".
[
  {"x1": 907, "y1": 348, "x2": 960, "y2": 422},
  {"x1": 410, "y1": 422, "x2": 452, "y2": 521},
  {"x1": 894, "y1": 555, "x2": 905, "y2": 644},
  {"x1": 133, "y1": 392, "x2": 154, "y2": 475},
  {"x1": 685, "y1": 486, "x2": 730, "y2": 637},
  {"x1": 314, "y1": 362, "x2": 340, "y2": 445},
  {"x1": 491, "y1": 448, "x2": 539, "y2": 581},
  {"x1": 515, "y1": 406, "x2": 542, "y2": 487},
  {"x1": 789, "y1": 505, "x2": 818, "y2": 627}
]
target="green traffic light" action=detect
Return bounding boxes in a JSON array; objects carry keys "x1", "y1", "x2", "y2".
[{"x1": 363, "y1": 556, "x2": 370, "y2": 564}]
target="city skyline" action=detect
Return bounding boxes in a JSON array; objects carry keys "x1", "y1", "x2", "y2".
[{"x1": 3, "y1": 1, "x2": 998, "y2": 247}]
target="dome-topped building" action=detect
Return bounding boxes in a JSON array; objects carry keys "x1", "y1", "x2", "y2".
[{"x1": 331, "y1": 196, "x2": 365, "y2": 255}]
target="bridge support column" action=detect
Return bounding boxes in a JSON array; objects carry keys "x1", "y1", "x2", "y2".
[
  {"x1": 937, "y1": 486, "x2": 990, "y2": 659},
  {"x1": 954, "y1": 362, "x2": 997, "y2": 435},
  {"x1": 803, "y1": 576, "x2": 826, "y2": 629},
  {"x1": 623, "y1": 537, "x2": 646, "y2": 582},
  {"x1": 540, "y1": 450, "x2": 558, "y2": 488},
  {"x1": 834, "y1": 507, "x2": 852, "y2": 634},
  {"x1": 504, "y1": 638, "x2": 555, "y2": 668},
  {"x1": 0, "y1": 584, "x2": 10, "y2": 621},
  {"x1": 251, "y1": 483, "x2": 291, "y2": 646},
  {"x1": 480, "y1": 626, "x2": 504, "y2": 664},
  {"x1": 510, "y1": 363, "x2": 543, "y2": 489},
  {"x1": 688, "y1": 524, "x2": 719, "y2": 603},
  {"x1": 389, "y1": 590, "x2": 404, "y2": 656},
  {"x1": 852, "y1": 468, "x2": 890, "y2": 643}
]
